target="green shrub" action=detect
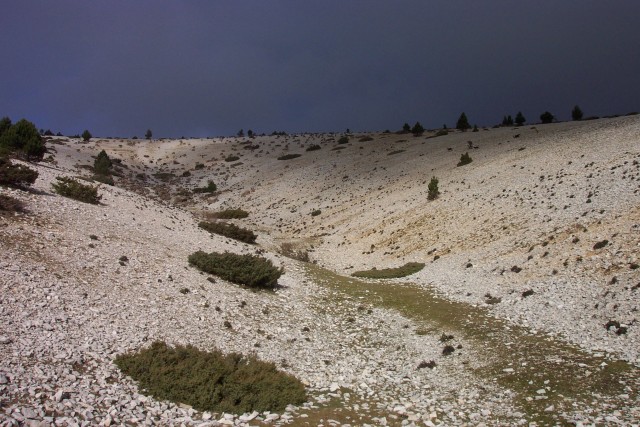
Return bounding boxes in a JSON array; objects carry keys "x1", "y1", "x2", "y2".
[
  {"x1": 92, "y1": 174, "x2": 114, "y2": 185},
  {"x1": 199, "y1": 221, "x2": 257, "y2": 244},
  {"x1": 193, "y1": 181, "x2": 217, "y2": 194},
  {"x1": 515, "y1": 111, "x2": 526, "y2": 126},
  {"x1": 277, "y1": 153, "x2": 301, "y2": 160},
  {"x1": 225, "y1": 155, "x2": 240, "y2": 162},
  {"x1": 194, "y1": 162, "x2": 205, "y2": 170},
  {"x1": 81, "y1": 130, "x2": 92, "y2": 141},
  {"x1": 114, "y1": 341, "x2": 306, "y2": 414},
  {"x1": 188, "y1": 251, "x2": 283, "y2": 288},
  {"x1": 208, "y1": 208, "x2": 249, "y2": 219},
  {"x1": 51, "y1": 177, "x2": 101, "y2": 204},
  {"x1": 572, "y1": 105, "x2": 583, "y2": 121},
  {"x1": 457, "y1": 152, "x2": 472, "y2": 167},
  {"x1": 411, "y1": 122, "x2": 424, "y2": 136},
  {"x1": 93, "y1": 150, "x2": 113, "y2": 176},
  {"x1": 427, "y1": 176, "x2": 439, "y2": 200},
  {"x1": 456, "y1": 112, "x2": 471, "y2": 131},
  {"x1": 311, "y1": 209, "x2": 321, "y2": 217},
  {"x1": 280, "y1": 242, "x2": 310, "y2": 262},
  {"x1": 305, "y1": 144, "x2": 321, "y2": 152},
  {"x1": 0, "y1": 194, "x2": 25, "y2": 213},
  {"x1": 352, "y1": 262, "x2": 425, "y2": 279},
  {"x1": 0, "y1": 157, "x2": 38, "y2": 187},
  {"x1": 0, "y1": 119, "x2": 46, "y2": 160},
  {"x1": 337, "y1": 136, "x2": 349, "y2": 144},
  {"x1": 540, "y1": 111, "x2": 555, "y2": 124},
  {"x1": 435, "y1": 129, "x2": 448, "y2": 137}
]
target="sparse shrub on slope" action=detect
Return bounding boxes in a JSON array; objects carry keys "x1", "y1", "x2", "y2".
[
  {"x1": 280, "y1": 242, "x2": 310, "y2": 262},
  {"x1": 193, "y1": 181, "x2": 217, "y2": 194},
  {"x1": 94, "y1": 150, "x2": 113, "y2": 175},
  {"x1": 81, "y1": 130, "x2": 92, "y2": 141},
  {"x1": 225, "y1": 155, "x2": 240, "y2": 162},
  {"x1": 199, "y1": 220, "x2": 257, "y2": 243},
  {"x1": 427, "y1": 176, "x2": 439, "y2": 200},
  {"x1": 277, "y1": 153, "x2": 301, "y2": 160},
  {"x1": 540, "y1": 111, "x2": 555, "y2": 124},
  {"x1": 0, "y1": 194, "x2": 25, "y2": 213},
  {"x1": 188, "y1": 251, "x2": 283, "y2": 288},
  {"x1": 457, "y1": 152, "x2": 472, "y2": 167},
  {"x1": 52, "y1": 177, "x2": 101, "y2": 204},
  {"x1": 305, "y1": 144, "x2": 321, "y2": 152},
  {"x1": 337, "y1": 136, "x2": 349, "y2": 144},
  {"x1": 208, "y1": 208, "x2": 249, "y2": 219},
  {"x1": 572, "y1": 105, "x2": 583, "y2": 121},
  {"x1": 114, "y1": 341, "x2": 306, "y2": 414},
  {"x1": 0, "y1": 118, "x2": 46, "y2": 160},
  {"x1": 0, "y1": 157, "x2": 38, "y2": 187}
]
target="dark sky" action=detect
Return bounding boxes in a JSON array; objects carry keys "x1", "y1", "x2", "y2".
[{"x1": 1, "y1": 1, "x2": 639, "y2": 138}]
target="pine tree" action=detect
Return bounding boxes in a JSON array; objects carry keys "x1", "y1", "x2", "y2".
[
  {"x1": 145, "y1": 129, "x2": 153, "y2": 139},
  {"x1": 94, "y1": 150, "x2": 113, "y2": 176},
  {"x1": 402, "y1": 123, "x2": 411, "y2": 133},
  {"x1": 82, "y1": 130, "x2": 92, "y2": 141},
  {"x1": 456, "y1": 112, "x2": 471, "y2": 131},
  {"x1": 540, "y1": 111, "x2": 555, "y2": 124},
  {"x1": 571, "y1": 105, "x2": 583, "y2": 121},
  {"x1": 411, "y1": 121, "x2": 425, "y2": 136},
  {"x1": 515, "y1": 112, "x2": 526, "y2": 126},
  {"x1": 427, "y1": 176, "x2": 439, "y2": 200}
]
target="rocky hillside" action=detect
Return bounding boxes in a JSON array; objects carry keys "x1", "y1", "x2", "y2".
[{"x1": 1, "y1": 115, "x2": 639, "y2": 426}]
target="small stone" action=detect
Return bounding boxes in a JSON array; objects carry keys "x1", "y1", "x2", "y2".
[
  {"x1": 0, "y1": 374, "x2": 8, "y2": 384},
  {"x1": 544, "y1": 405, "x2": 555, "y2": 412},
  {"x1": 0, "y1": 336, "x2": 12, "y2": 344}
]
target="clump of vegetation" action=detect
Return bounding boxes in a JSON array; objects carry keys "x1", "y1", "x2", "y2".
[
  {"x1": 199, "y1": 221, "x2": 257, "y2": 244},
  {"x1": 515, "y1": 111, "x2": 526, "y2": 126},
  {"x1": 540, "y1": 111, "x2": 555, "y2": 124},
  {"x1": 593, "y1": 240, "x2": 609, "y2": 250},
  {"x1": 572, "y1": 105, "x2": 583, "y2": 121},
  {"x1": 411, "y1": 122, "x2": 425, "y2": 136},
  {"x1": 305, "y1": 144, "x2": 321, "y2": 152},
  {"x1": 522, "y1": 289, "x2": 535, "y2": 298},
  {"x1": 277, "y1": 154, "x2": 301, "y2": 160},
  {"x1": 358, "y1": 135, "x2": 374, "y2": 142},
  {"x1": 93, "y1": 150, "x2": 114, "y2": 185},
  {"x1": 114, "y1": 341, "x2": 306, "y2": 414},
  {"x1": 417, "y1": 360, "x2": 437, "y2": 370},
  {"x1": 337, "y1": 136, "x2": 349, "y2": 144},
  {"x1": 442, "y1": 345, "x2": 455, "y2": 356},
  {"x1": 427, "y1": 176, "x2": 439, "y2": 200},
  {"x1": 311, "y1": 209, "x2": 321, "y2": 217},
  {"x1": 81, "y1": 130, "x2": 92, "y2": 141},
  {"x1": 51, "y1": 177, "x2": 101, "y2": 204},
  {"x1": 456, "y1": 112, "x2": 471, "y2": 131},
  {"x1": 435, "y1": 129, "x2": 448, "y2": 137},
  {"x1": 194, "y1": 162, "x2": 205, "y2": 170},
  {"x1": 188, "y1": 251, "x2": 283, "y2": 288},
  {"x1": 387, "y1": 150, "x2": 405, "y2": 156},
  {"x1": 280, "y1": 242, "x2": 310, "y2": 263},
  {"x1": 208, "y1": 208, "x2": 249, "y2": 219},
  {"x1": 193, "y1": 180, "x2": 217, "y2": 194},
  {"x1": 457, "y1": 152, "x2": 472, "y2": 167},
  {"x1": 225, "y1": 155, "x2": 240, "y2": 162},
  {"x1": 0, "y1": 117, "x2": 46, "y2": 160},
  {"x1": 0, "y1": 157, "x2": 38, "y2": 187},
  {"x1": 0, "y1": 194, "x2": 25, "y2": 213},
  {"x1": 352, "y1": 262, "x2": 425, "y2": 279}
]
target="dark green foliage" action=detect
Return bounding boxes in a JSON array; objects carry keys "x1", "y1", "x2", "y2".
[
  {"x1": 540, "y1": 111, "x2": 555, "y2": 124},
  {"x1": 237, "y1": 129, "x2": 244, "y2": 137},
  {"x1": 188, "y1": 251, "x2": 283, "y2": 288},
  {"x1": 337, "y1": 136, "x2": 349, "y2": 144},
  {"x1": 572, "y1": 105, "x2": 583, "y2": 121},
  {"x1": 225, "y1": 155, "x2": 240, "y2": 162},
  {"x1": 311, "y1": 209, "x2": 321, "y2": 216},
  {"x1": 51, "y1": 177, "x2": 101, "y2": 204},
  {"x1": 247, "y1": 129, "x2": 254, "y2": 138},
  {"x1": 194, "y1": 162, "x2": 205, "y2": 170},
  {"x1": 515, "y1": 111, "x2": 526, "y2": 126},
  {"x1": 457, "y1": 152, "x2": 472, "y2": 167},
  {"x1": 93, "y1": 174, "x2": 114, "y2": 185},
  {"x1": 358, "y1": 135, "x2": 374, "y2": 142},
  {"x1": 0, "y1": 117, "x2": 11, "y2": 136},
  {"x1": 456, "y1": 112, "x2": 471, "y2": 131},
  {"x1": 193, "y1": 181, "x2": 217, "y2": 193},
  {"x1": 0, "y1": 194, "x2": 25, "y2": 213},
  {"x1": 411, "y1": 121, "x2": 425, "y2": 136},
  {"x1": 442, "y1": 345, "x2": 455, "y2": 356},
  {"x1": 427, "y1": 176, "x2": 439, "y2": 200},
  {"x1": 0, "y1": 119, "x2": 46, "y2": 160},
  {"x1": 306, "y1": 144, "x2": 321, "y2": 151},
  {"x1": 402, "y1": 123, "x2": 411, "y2": 133},
  {"x1": 352, "y1": 262, "x2": 425, "y2": 279},
  {"x1": 81, "y1": 130, "x2": 92, "y2": 141},
  {"x1": 472, "y1": 124, "x2": 479, "y2": 132},
  {"x1": 593, "y1": 240, "x2": 609, "y2": 250},
  {"x1": 199, "y1": 221, "x2": 257, "y2": 244},
  {"x1": 0, "y1": 157, "x2": 38, "y2": 187},
  {"x1": 277, "y1": 154, "x2": 301, "y2": 160},
  {"x1": 280, "y1": 242, "x2": 310, "y2": 263},
  {"x1": 435, "y1": 129, "x2": 448, "y2": 137},
  {"x1": 502, "y1": 115, "x2": 514, "y2": 126},
  {"x1": 208, "y1": 208, "x2": 249, "y2": 219},
  {"x1": 145, "y1": 129, "x2": 153, "y2": 139},
  {"x1": 114, "y1": 341, "x2": 306, "y2": 414},
  {"x1": 93, "y1": 150, "x2": 113, "y2": 176}
]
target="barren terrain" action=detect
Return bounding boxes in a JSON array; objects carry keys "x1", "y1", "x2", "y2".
[{"x1": 1, "y1": 115, "x2": 640, "y2": 426}]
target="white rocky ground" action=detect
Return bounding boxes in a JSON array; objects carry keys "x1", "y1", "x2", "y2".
[{"x1": 1, "y1": 115, "x2": 639, "y2": 426}]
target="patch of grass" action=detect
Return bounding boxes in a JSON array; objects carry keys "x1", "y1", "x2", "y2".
[
  {"x1": 114, "y1": 341, "x2": 306, "y2": 414},
  {"x1": 51, "y1": 177, "x2": 101, "y2": 204},
  {"x1": 208, "y1": 208, "x2": 249, "y2": 219},
  {"x1": 351, "y1": 262, "x2": 425, "y2": 279},
  {"x1": 277, "y1": 153, "x2": 301, "y2": 160},
  {"x1": 199, "y1": 221, "x2": 257, "y2": 244},
  {"x1": 188, "y1": 251, "x2": 283, "y2": 288}
]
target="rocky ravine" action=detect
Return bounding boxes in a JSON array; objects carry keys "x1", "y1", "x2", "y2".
[{"x1": 1, "y1": 115, "x2": 639, "y2": 426}]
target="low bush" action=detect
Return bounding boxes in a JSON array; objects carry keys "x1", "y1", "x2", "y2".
[
  {"x1": 388, "y1": 150, "x2": 405, "y2": 156},
  {"x1": 0, "y1": 194, "x2": 25, "y2": 213},
  {"x1": 457, "y1": 152, "x2": 472, "y2": 167},
  {"x1": 280, "y1": 242, "x2": 310, "y2": 262},
  {"x1": 208, "y1": 208, "x2": 249, "y2": 219},
  {"x1": 114, "y1": 341, "x2": 306, "y2": 414},
  {"x1": 427, "y1": 176, "x2": 439, "y2": 200},
  {"x1": 310, "y1": 209, "x2": 321, "y2": 216},
  {"x1": 193, "y1": 181, "x2": 217, "y2": 194},
  {"x1": 435, "y1": 129, "x2": 449, "y2": 137},
  {"x1": 277, "y1": 154, "x2": 301, "y2": 160},
  {"x1": 51, "y1": 177, "x2": 101, "y2": 204},
  {"x1": 337, "y1": 136, "x2": 349, "y2": 144},
  {"x1": 92, "y1": 174, "x2": 114, "y2": 186},
  {"x1": 305, "y1": 144, "x2": 321, "y2": 152},
  {"x1": 0, "y1": 157, "x2": 38, "y2": 187},
  {"x1": 225, "y1": 155, "x2": 240, "y2": 162},
  {"x1": 188, "y1": 251, "x2": 283, "y2": 288},
  {"x1": 352, "y1": 262, "x2": 425, "y2": 279},
  {"x1": 358, "y1": 135, "x2": 373, "y2": 142},
  {"x1": 199, "y1": 220, "x2": 257, "y2": 244}
]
